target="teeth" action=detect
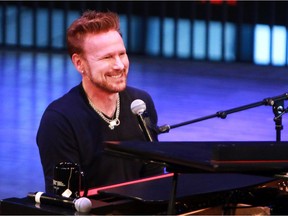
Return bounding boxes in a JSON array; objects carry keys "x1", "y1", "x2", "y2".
[{"x1": 110, "y1": 74, "x2": 122, "y2": 78}]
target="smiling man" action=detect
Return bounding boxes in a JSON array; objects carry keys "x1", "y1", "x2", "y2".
[{"x1": 36, "y1": 10, "x2": 163, "y2": 194}]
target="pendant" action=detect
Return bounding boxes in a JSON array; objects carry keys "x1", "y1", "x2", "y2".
[{"x1": 109, "y1": 119, "x2": 120, "y2": 130}]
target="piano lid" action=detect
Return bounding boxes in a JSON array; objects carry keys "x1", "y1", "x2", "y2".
[{"x1": 104, "y1": 141, "x2": 288, "y2": 174}]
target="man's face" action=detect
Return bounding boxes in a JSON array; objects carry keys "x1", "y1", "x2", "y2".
[{"x1": 81, "y1": 30, "x2": 129, "y2": 93}]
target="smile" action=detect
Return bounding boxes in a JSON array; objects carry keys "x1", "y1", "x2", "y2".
[{"x1": 109, "y1": 73, "x2": 123, "y2": 79}]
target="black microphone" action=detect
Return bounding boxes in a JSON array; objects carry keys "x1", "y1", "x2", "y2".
[
  {"x1": 131, "y1": 99, "x2": 156, "y2": 142},
  {"x1": 27, "y1": 192, "x2": 92, "y2": 213}
]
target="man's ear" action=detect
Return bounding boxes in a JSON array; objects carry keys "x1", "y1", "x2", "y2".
[{"x1": 72, "y1": 53, "x2": 84, "y2": 74}]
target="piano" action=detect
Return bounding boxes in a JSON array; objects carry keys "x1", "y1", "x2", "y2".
[{"x1": 1, "y1": 141, "x2": 288, "y2": 215}]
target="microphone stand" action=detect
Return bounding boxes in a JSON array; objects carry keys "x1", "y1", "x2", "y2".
[
  {"x1": 273, "y1": 99, "x2": 287, "y2": 142},
  {"x1": 158, "y1": 92, "x2": 288, "y2": 142}
]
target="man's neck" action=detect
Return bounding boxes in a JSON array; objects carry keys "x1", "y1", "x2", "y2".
[{"x1": 83, "y1": 82, "x2": 118, "y2": 117}]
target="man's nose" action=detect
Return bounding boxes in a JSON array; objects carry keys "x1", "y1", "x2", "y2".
[{"x1": 113, "y1": 56, "x2": 125, "y2": 70}]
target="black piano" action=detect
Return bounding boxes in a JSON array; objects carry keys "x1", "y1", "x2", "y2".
[{"x1": 2, "y1": 141, "x2": 288, "y2": 215}]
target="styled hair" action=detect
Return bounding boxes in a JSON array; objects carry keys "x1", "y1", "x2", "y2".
[{"x1": 66, "y1": 10, "x2": 121, "y2": 58}]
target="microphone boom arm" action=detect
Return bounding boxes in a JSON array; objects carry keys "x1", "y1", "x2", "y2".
[{"x1": 158, "y1": 93, "x2": 288, "y2": 134}]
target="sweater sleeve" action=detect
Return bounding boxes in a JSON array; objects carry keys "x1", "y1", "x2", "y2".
[{"x1": 36, "y1": 109, "x2": 81, "y2": 193}]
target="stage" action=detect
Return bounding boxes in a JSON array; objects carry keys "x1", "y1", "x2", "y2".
[{"x1": 1, "y1": 49, "x2": 288, "y2": 200}]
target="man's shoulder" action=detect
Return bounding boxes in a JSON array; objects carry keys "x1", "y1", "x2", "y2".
[{"x1": 46, "y1": 84, "x2": 84, "y2": 113}]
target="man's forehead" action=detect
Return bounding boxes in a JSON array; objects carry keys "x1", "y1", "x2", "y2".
[{"x1": 82, "y1": 31, "x2": 125, "y2": 56}]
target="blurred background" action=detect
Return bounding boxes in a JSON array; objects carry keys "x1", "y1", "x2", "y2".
[{"x1": 1, "y1": 1, "x2": 288, "y2": 200}]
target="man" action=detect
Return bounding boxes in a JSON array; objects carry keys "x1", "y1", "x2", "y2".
[{"x1": 37, "y1": 10, "x2": 163, "y2": 194}]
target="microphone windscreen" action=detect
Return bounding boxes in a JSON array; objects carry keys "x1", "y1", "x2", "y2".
[
  {"x1": 74, "y1": 197, "x2": 92, "y2": 213},
  {"x1": 131, "y1": 99, "x2": 146, "y2": 115}
]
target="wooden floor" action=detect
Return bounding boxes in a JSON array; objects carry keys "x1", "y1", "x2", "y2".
[{"x1": 1, "y1": 49, "x2": 288, "y2": 200}]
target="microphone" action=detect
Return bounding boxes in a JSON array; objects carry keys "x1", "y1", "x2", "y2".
[
  {"x1": 131, "y1": 99, "x2": 156, "y2": 142},
  {"x1": 27, "y1": 192, "x2": 92, "y2": 213}
]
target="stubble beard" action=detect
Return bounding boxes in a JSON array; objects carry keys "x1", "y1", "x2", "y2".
[{"x1": 94, "y1": 74, "x2": 127, "y2": 94}]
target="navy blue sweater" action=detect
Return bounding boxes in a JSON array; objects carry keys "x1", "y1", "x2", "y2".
[{"x1": 37, "y1": 83, "x2": 163, "y2": 193}]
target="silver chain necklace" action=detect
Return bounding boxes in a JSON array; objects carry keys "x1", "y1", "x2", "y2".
[{"x1": 88, "y1": 94, "x2": 120, "y2": 130}]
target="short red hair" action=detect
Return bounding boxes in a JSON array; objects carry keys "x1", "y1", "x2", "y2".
[{"x1": 66, "y1": 10, "x2": 121, "y2": 58}]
